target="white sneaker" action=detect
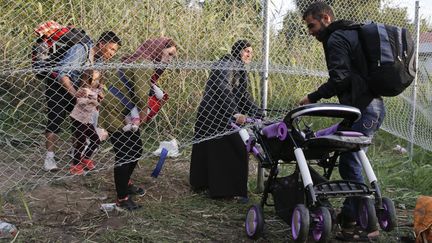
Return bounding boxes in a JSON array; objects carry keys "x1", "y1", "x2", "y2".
[
  {"x1": 122, "y1": 124, "x2": 133, "y2": 132},
  {"x1": 43, "y1": 156, "x2": 59, "y2": 171},
  {"x1": 131, "y1": 124, "x2": 139, "y2": 132}
]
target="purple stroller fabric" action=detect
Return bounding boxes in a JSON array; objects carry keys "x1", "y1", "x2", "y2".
[
  {"x1": 315, "y1": 123, "x2": 339, "y2": 137},
  {"x1": 315, "y1": 124, "x2": 364, "y2": 137}
]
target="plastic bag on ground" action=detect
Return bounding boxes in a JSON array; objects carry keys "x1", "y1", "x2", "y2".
[{"x1": 152, "y1": 139, "x2": 180, "y2": 157}]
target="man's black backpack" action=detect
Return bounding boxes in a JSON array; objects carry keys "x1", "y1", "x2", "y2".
[
  {"x1": 32, "y1": 27, "x2": 92, "y2": 79},
  {"x1": 354, "y1": 22, "x2": 417, "y2": 97}
]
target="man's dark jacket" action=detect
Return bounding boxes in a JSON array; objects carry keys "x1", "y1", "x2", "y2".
[{"x1": 307, "y1": 20, "x2": 379, "y2": 111}]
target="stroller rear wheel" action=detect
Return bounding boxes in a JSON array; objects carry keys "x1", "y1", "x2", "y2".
[
  {"x1": 378, "y1": 197, "x2": 397, "y2": 232},
  {"x1": 245, "y1": 204, "x2": 264, "y2": 239},
  {"x1": 291, "y1": 204, "x2": 310, "y2": 243},
  {"x1": 311, "y1": 207, "x2": 332, "y2": 242},
  {"x1": 358, "y1": 197, "x2": 378, "y2": 232}
]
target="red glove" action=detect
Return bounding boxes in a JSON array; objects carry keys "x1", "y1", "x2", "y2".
[{"x1": 145, "y1": 88, "x2": 168, "y2": 121}]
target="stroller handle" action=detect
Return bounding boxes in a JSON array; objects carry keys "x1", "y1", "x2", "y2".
[
  {"x1": 261, "y1": 122, "x2": 288, "y2": 141},
  {"x1": 284, "y1": 103, "x2": 361, "y2": 125},
  {"x1": 230, "y1": 119, "x2": 265, "y2": 160}
]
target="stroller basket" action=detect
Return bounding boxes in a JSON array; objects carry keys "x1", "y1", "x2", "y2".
[{"x1": 314, "y1": 180, "x2": 373, "y2": 197}]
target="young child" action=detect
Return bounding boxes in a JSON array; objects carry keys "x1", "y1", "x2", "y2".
[
  {"x1": 69, "y1": 69, "x2": 105, "y2": 175},
  {"x1": 122, "y1": 106, "x2": 140, "y2": 132}
]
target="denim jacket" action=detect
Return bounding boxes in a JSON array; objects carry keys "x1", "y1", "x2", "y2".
[{"x1": 56, "y1": 42, "x2": 93, "y2": 88}]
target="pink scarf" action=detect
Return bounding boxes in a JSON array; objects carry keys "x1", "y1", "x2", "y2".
[
  {"x1": 122, "y1": 37, "x2": 174, "y2": 84},
  {"x1": 122, "y1": 37, "x2": 174, "y2": 64}
]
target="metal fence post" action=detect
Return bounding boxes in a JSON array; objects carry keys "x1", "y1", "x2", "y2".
[
  {"x1": 409, "y1": 0, "x2": 421, "y2": 160},
  {"x1": 256, "y1": 0, "x2": 270, "y2": 193}
]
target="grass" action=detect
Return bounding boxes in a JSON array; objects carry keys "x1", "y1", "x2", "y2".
[
  {"x1": 0, "y1": 128, "x2": 427, "y2": 242},
  {"x1": 0, "y1": 0, "x2": 430, "y2": 152},
  {"x1": 0, "y1": 0, "x2": 430, "y2": 241}
]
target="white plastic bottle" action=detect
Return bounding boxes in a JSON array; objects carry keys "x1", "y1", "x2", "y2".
[{"x1": 0, "y1": 220, "x2": 17, "y2": 238}]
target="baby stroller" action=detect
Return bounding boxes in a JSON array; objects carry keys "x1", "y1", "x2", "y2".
[{"x1": 242, "y1": 103, "x2": 397, "y2": 242}]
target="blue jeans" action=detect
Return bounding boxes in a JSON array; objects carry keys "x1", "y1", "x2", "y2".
[{"x1": 339, "y1": 98, "x2": 386, "y2": 222}]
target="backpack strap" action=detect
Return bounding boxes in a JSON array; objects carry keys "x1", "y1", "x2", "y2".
[
  {"x1": 397, "y1": 27, "x2": 403, "y2": 58},
  {"x1": 109, "y1": 69, "x2": 169, "y2": 120},
  {"x1": 117, "y1": 69, "x2": 135, "y2": 95},
  {"x1": 48, "y1": 42, "x2": 91, "y2": 79},
  {"x1": 108, "y1": 69, "x2": 136, "y2": 112},
  {"x1": 108, "y1": 85, "x2": 135, "y2": 111},
  {"x1": 49, "y1": 29, "x2": 93, "y2": 79}
]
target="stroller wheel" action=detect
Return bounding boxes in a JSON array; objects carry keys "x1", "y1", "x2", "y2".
[
  {"x1": 378, "y1": 197, "x2": 397, "y2": 232},
  {"x1": 291, "y1": 204, "x2": 310, "y2": 243},
  {"x1": 358, "y1": 197, "x2": 378, "y2": 232},
  {"x1": 311, "y1": 207, "x2": 332, "y2": 242},
  {"x1": 245, "y1": 204, "x2": 264, "y2": 239}
]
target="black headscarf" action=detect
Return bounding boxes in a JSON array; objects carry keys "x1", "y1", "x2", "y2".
[{"x1": 231, "y1": 39, "x2": 251, "y2": 61}]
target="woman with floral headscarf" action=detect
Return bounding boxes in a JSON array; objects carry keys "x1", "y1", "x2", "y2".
[
  {"x1": 189, "y1": 40, "x2": 263, "y2": 202},
  {"x1": 100, "y1": 37, "x2": 177, "y2": 210}
]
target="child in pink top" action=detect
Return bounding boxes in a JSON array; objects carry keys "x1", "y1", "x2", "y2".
[{"x1": 69, "y1": 69, "x2": 105, "y2": 175}]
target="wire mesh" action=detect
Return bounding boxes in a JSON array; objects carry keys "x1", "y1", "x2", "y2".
[{"x1": 0, "y1": 0, "x2": 430, "y2": 194}]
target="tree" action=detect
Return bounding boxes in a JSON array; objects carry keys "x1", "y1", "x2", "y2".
[
  {"x1": 281, "y1": 0, "x2": 421, "y2": 46},
  {"x1": 293, "y1": 0, "x2": 380, "y2": 22},
  {"x1": 203, "y1": 0, "x2": 262, "y2": 21},
  {"x1": 280, "y1": 10, "x2": 304, "y2": 47},
  {"x1": 294, "y1": 0, "x2": 334, "y2": 15}
]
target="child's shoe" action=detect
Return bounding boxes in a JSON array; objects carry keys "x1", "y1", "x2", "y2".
[
  {"x1": 70, "y1": 163, "x2": 85, "y2": 175},
  {"x1": 81, "y1": 158, "x2": 95, "y2": 171}
]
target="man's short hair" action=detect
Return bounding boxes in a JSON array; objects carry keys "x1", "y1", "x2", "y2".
[
  {"x1": 97, "y1": 31, "x2": 122, "y2": 46},
  {"x1": 302, "y1": 1, "x2": 335, "y2": 21}
]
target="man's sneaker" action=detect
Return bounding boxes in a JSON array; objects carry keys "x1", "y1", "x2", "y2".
[
  {"x1": 70, "y1": 163, "x2": 85, "y2": 175},
  {"x1": 43, "y1": 156, "x2": 59, "y2": 172},
  {"x1": 127, "y1": 184, "x2": 145, "y2": 196},
  {"x1": 81, "y1": 158, "x2": 95, "y2": 171},
  {"x1": 116, "y1": 196, "x2": 141, "y2": 211}
]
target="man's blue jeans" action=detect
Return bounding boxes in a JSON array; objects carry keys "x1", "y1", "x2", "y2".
[{"x1": 339, "y1": 98, "x2": 386, "y2": 223}]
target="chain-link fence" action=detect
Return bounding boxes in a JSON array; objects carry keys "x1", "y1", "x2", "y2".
[{"x1": 0, "y1": 0, "x2": 430, "y2": 194}]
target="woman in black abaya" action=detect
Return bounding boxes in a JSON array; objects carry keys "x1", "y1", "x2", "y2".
[{"x1": 189, "y1": 40, "x2": 263, "y2": 201}]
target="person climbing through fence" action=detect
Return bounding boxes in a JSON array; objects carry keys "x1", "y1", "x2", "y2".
[
  {"x1": 99, "y1": 37, "x2": 177, "y2": 210},
  {"x1": 32, "y1": 21, "x2": 122, "y2": 172}
]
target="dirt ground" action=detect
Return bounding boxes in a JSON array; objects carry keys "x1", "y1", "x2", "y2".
[
  {"x1": 1, "y1": 156, "x2": 191, "y2": 241},
  {"x1": 0, "y1": 157, "x2": 417, "y2": 242}
]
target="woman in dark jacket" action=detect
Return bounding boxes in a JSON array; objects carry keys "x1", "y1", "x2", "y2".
[{"x1": 189, "y1": 40, "x2": 263, "y2": 201}]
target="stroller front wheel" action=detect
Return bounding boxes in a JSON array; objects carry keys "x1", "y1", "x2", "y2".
[
  {"x1": 378, "y1": 197, "x2": 397, "y2": 232},
  {"x1": 245, "y1": 204, "x2": 264, "y2": 239},
  {"x1": 311, "y1": 206, "x2": 332, "y2": 242},
  {"x1": 358, "y1": 197, "x2": 378, "y2": 232},
  {"x1": 291, "y1": 204, "x2": 310, "y2": 243}
]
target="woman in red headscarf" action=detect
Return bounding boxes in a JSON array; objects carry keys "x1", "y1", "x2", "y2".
[{"x1": 100, "y1": 37, "x2": 177, "y2": 210}]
